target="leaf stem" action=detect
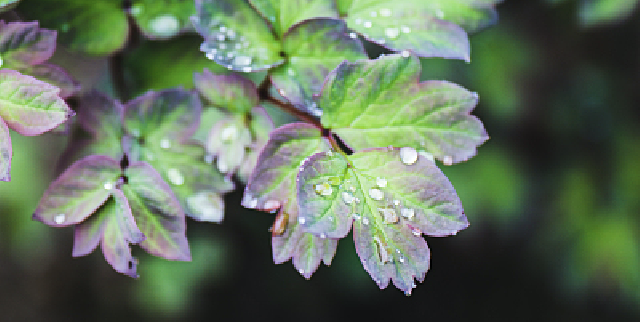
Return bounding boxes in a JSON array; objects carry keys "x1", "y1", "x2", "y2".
[{"x1": 258, "y1": 79, "x2": 323, "y2": 129}]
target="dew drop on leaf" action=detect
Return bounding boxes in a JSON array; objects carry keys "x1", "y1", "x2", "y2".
[
  {"x1": 298, "y1": 217, "x2": 306, "y2": 224},
  {"x1": 160, "y1": 138, "x2": 171, "y2": 149},
  {"x1": 379, "y1": 208, "x2": 398, "y2": 224},
  {"x1": 314, "y1": 183, "x2": 333, "y2": 196},
  {"x1": 400, "y1": 147, "x2": 418, "y2": 165},
  {"x1": 104, "y1": 182, "x2": 113, "y2": 190},
  {"x1": 349, "y1": 32, "x2": 357, "y2": 39},
  {"x1": 149, "y1": 15, "x2": 180, "y2": 38},
  {"x1": 374, "y1": 236, "x2": 390, "y2": 264},
  {"x1": 167, "y1": 168, "x2": 185, "y2": 185},
  {"x1": 368, "y1": 188, "x2": 384, "y2": 201},
  {"x1": 363, "y1": 21, "x2": 372, "y2": 28},
  {"x1": 54, "y1": 214, "x2": 65, "y2": 224},
  {"x1": 362, "y1": 217, "x2": 369, "y2": 225},
  {"x1": 385, "y1": 27, "x2": 399, "y2": 39},
  {"x1": 130, "y1": 4, "x2": 143, "y2": 16},
  {"x1": 263, "y1": 200, "x2": 281, "y2": 211},
  {"x1": 376, "y1": 177, "x2": 387, "y2": 188},
  {"x1": 320, "y1": 233, "x2": 327, "y2": 238},
  {"x1": 379, "y1": 8, "x2": 392, "y2": 17},
  {"x1": 401, "y1": 50, "x2": 410, "y2": 58},
  {"x1": 411, "y1": 227, "x2": 422, "y2": 236},
  {"x1": 217, "y1": 158, "x2": 229, "y2": 173},
  {"x1": 221, "y1": 125, "x2": 238, "y2": 143},
  {"x1": 443, "y1": 155, "x2": 453, "y2": 166},
  {"x1": 401, "y1": 208, "x2": 415, "y2": 220},
  {"x1": 352, "y1": 213, "x2": 361, "y2": 220},
  {"x1": 401, "y1": 25, "x2": 411, "y2": 33},
  {"x1": 233, "y1": 56, "x2": 252, "y2": 66},
  {"x1": 342, "y1": 191, "x2": 355, "y2": 204}
]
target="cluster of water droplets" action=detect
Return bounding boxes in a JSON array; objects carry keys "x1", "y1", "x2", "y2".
[
  {"x1": 193, "y1": 16, "x2": 276, "y2": 73},
  {"x1": 351, "y1": 8, "x2": 414, "y2": 46}
]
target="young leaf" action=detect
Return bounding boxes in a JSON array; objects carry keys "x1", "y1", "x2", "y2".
[
  {"x1": 194, "y1": 0, "x2": 284, "y2": 72},
  {"x1": 123, "y1": 161, "x2": 191, "y2": 261},
  {"x1": 270, "y1": 18, "x2": 366, "y2": 112},
  {"x1": 0, "y1": 117, "x2": 10, "y2": 181},
  {"x1": 194, "y1": 68, "x2": 258, "y2": 115},
  {"x1": 248, "y1": 0, "x2": 338, "y2": 37},
  {"x1": 75, "y1": 91, "x2": 124, "y2": 160},
  {"x1": 21, "y1": 63, "x2": 80, "y2": 99},
  {"x1": 33, "y1": 155, "x2": 121, "y2": 226},
  {"x1": 0, "y1": 69, "x2": 74, "y2": 136},
  {"x1": 297, "y1": 148, "x2": 468, "y2": 294},
  {"x1": 320, "y1": 54, "x2": 488, "y2": 164},
  {"x1": 18, "y1": 0, "x2": 129, "y2": 55},
  {"x1": 129, "y1": 0, "x2": 196, "y2": 39},
  {"x1": 243, "y1": 123, "x2": 334, "y2": 277},
  {"x1": 339, "y1": 0, "x2": 471, "y2": 60},
  {"x1": 0, "y1": 20, "x2": 56, "y2": 69}
]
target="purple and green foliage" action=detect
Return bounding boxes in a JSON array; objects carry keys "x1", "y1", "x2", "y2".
[
  {"x1": 320, "y1": 54, "x2": 488, "y2": 165},
  {"x1": 243, "y1": 123, "x2": 334, "y2": 277},
  {"x1": 296, "y1": 148, "x2": 467, "y2": 294},
  {"x1": 129, "y1": 0, "x2": 196, "y2": 39},
  {"x1": 248, "y1": 0, "x2": 338, "y2": 37}
]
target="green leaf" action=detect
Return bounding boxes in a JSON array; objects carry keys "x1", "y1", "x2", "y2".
[
  {"x1": 130, "y1": 0, "x2": 196, "y2": 39},
  {"x1": 340, "y1": 0, "x2": 471, "y2": 60},
  {"x1": 123, "y1": 161, "x2": 191, "y2": 261},
  {"x1": 0, "y1": 69, "x2": 73, "y2": 136},
  {"x1": 320, "y1": 54, "x2": 487, "y2": 164},
  {"x1": 270, "y1": 18, "x2": 366, "y2": 112},
  {"x1": 33, "y1": 155, "x2": 121, "y2": 227},
  {"x1": 75, "y1": 90, "x2": 124, "y2": 160},
  {"x1": 297, "y1": 148, "x2": 467, "y2": 293},
  {"x1": 578, "y1": 0, "x2": 639, "y2": 27},
  {"x1": 194, "y1": 0, "x2": 284, "y2": 72},
  {"x1": 0, "y1": 117, "x2": 10, "y2": 181},
  {"x1": 248, "y1": 0, "x2": 338, "y2": 36},
  {"x1": 18, "y1": 0, "x2": 129, "y2": 55},
  {"x1": 0, "y1": 20, "x2": 56, "y2": 69},
  {"x1": 242, "y1": 123, "x2": 334, "y2": 277},
  {"x1": 194, "y1": 68, "x2": 258, "y2": 114}
]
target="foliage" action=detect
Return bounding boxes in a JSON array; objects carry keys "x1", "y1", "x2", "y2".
[{"x1": 1, "y1": 0, "x2": 502, "y2": 295}]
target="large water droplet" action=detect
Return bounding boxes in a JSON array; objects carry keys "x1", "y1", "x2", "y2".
[
  {"x1": 217, "y1": 158, "x2": 229, "y2": 173},
  {"x1": 368, "y1": 188, "x2": 384, "y2": 201},
  {"x1": 379, "y1": 208, "x2": 398, "y2": 224},
  {"x1": 362, "y1": 217, "x2": 369, "y2": 225},
  {"x1": 374, "y1": 236, "x2": 390, "y2": 264},
  {"x1": 401, "y1": 25, "x2": 411, "y2": 33},
  {"x1": 298, "y1": 217, "x2": 306, "y2": 224},
  {"x1": 385, "y1": 27, "x2": 399, "y2": 39},
  {"x1": 320, "y1": 233, "x2": 327, "y2": 239},
  {"x1": 315, "y1": 183, "x2": 333, "y2": 196},
  {"x1": 400, "y1": 147, "x2": 418, "y2": 165},
  {"x1": 160, "y1": 138, "x2": 171, "y2": 149},
  {"x1": 149, "y1": 15, "x2": 180, "y2": 38},
  {"x1": 401, "y1": 208, "x2": 415, "y2": 220},
  {"x1": 342, "y1": 191, "x2": 355, "y2": 204},
  {"x1": 401, "y1": 50, "x2": 410, "y2": 57},
  {"x1": 54, "y1": 214, "x2": 65, "y2": 224},
  {"x1": 376, "y1": 177, "x2": 387, "y2": 188},
  {"x1": 104, "y1": 182, "x2": 113, "y2": 190},
  {"x1": 167, "y1": 168, "x2": 185, "y2": 185},
  {"x1": 233, "y1": 55, "x2": 252, "y2": 66},
  {"x1": 443, "y1": 155, "x2": 453, "y2": 166},
  {"x1": 349, "y1": 32, "x2": 357, "y2": 39},
  {"x1": 221, "y1": 125, "x2": 237, "y2": 143},
  {"x1": 363, "y1": 21, "x2": 372, "y2": 28}
]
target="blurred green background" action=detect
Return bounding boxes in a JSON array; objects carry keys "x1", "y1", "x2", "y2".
[{"x1": 2, "y1": 0, "x2": 640, "y2": 321}]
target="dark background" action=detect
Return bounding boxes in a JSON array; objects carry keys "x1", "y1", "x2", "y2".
[{"x1": 1, "y1": 0, "x2": 640, "y2": 321}]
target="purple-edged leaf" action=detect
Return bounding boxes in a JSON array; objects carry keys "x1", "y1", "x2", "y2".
[
  {"x1": 193, "y1": 0, "x2": 284, "y2": 72},
  {"x1": 33, "y1": 155, "x2": 121, "y2": 226},
  {"x1": 320, "y1": 54, "x2": 488, "y2": 164},
  {"x1": 130, "y1": 0, "x2": 196, "y2": 39},
  {"x1": 0, "y1": 69, "x2": 73, "y2": 136},
  {"x1": 340, "y1": 0, "x2": 471, "y2": 60},
  {"x1": 270, "y1": 18, "x2": 366, "y2": 112},
  {"x1": 22, "y1": 63, "x2": 80, "y2": 98},
  {"x1": 194, "y1": 68, "x2": 258, "y2": 114},
  {"x1": 18, "y1": 0, "x2": 129, "y2": 56},
  {"x1": 248, "y1": 0, "x2": 338, "y2": 37},
  {"x1": 75, "y1": 90, "x2": 124, "y2": 160},
  {"x1": 0, "y1": 20, "x2": 56, "y2": 68},
  {"x1": 124, "y1": 89, "x2": 201, "y2": 142},
  {"x1": 112, "y1": 188, "x2": 145, "y2": 244},
  {"x1": 243, "y1": 123, "x2": 333, "y2": 277},
  {"x1": 123, "y1": 162, "x2": 191, "y2": 261},
  {"x1": 297, "y1": 147, "x2": 467, "y2": 294},
  {"x1": 237, "y1": 106, "x2": 274, "y2": 182},
  {"x1": 0, "y1": 117, "x2": 11, "y2": 181},
  {"x1": 72, "y1": 200, "x2": 105, "y2": 257}
]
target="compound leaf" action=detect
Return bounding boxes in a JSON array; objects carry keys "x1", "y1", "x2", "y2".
[
  {"x1": 33, "y1": 155, "x2": 121, "y2": 227},
  {"x1": 0, "y1": 20, "x2": 56, "y2": 69},
  {"x1": 297, "y1": 148, "x2": 468, "y2": 293},
  {"x1": 0, "y1": 69, "x2": 73, "y2": 136},
  {"x1": 242, "y1": 123, "x2": 334, "y2": 277},
  {"x1": 18, "y1": 0, "x2": 129, "y2": 55},
  {"x1": 194, "y1": 68, "x2": 258, "y2": 115},
  {"x1": 194, "y1": 0, "x2": 284, "y2": 72},
  {"x1": 0, "y1": 117, "x2": 10, "y2": 181},
  {"x1": 123, "y1": 161, "x2": 191, "y2": 261},
  {"x1": 270, "y1": 18, "x2": 366, "y2": 113},
  {"x1": 320, "y1": 54, "x2": 488, "y2": 164},
  {"x1": 130, "y1": 0, "x2": 196, "y2": 39},
  {"x1": 248, "y1": 0, "x2": 338, "y2": 37}
]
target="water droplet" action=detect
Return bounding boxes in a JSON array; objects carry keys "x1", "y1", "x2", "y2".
[
  {"x1": 374, "y1": 236, "x2": 390, "y2": 263},
  {"x1": 54, "y1": 214, "x2": 65, "y2": 224},
  {"x1": 149, "y1": 15, "x2": 180, "y2": 37},
  {"x1": 400, "y1": 147, "x2": 418, "y2": 165},
  {"x1": 349, "y1": 186, "x2": 356, "y2": 192},
  {"x1": 320, "y1": 233, "x2": 327, "y2": 239},
  {"x1": 363, "y1": 21, "x2": 372, "y2": 28},
  {"x1": 221, "y1": 125, "x2": 237, "y2": 143},
  {"x1": 411, "y1": 227, "x2": 422, "y2": 236},
  {"x1": 443, "y1": 155, "x2": 453, "y2": 166},
  {"x1": 160, "y1": 138, "x2": 171, "y2": 149},
  {"x1": 287, "y1": 68, "x2": 295, "y2": 76},
  {"x1": 379, "y1": 8, "x2": 392, "y2": 17},
  {"x1": 242, "y1": 66, "x2": 252, "y2": 73},
  {"x1": 401, "y1": 208, "x2": 415, "y2": 220},
  {"x1": 401, "y1": 50, "x2": 410, "y2": 57},
  {"x1": 315, "y1": 183, "x2": 333, "y2": 196},
  {"x1": 376, "y1": 177, "x2": 387, "y2": 188},
  {"x1": 435, "y1": 8, "x2": 445, "y2": 19},
  {"x1": 349, "y1": 32, "x2": 357, "y2": 39},
  {"x1": 167, "y1": 168, "x2": 185, "y2": 185},
  {"x1": 401, "y1": 25, "x2": 411, "y2": 33},
  {"x1": 219, "y1": 43, "x2": 227, "y2": 50},
  {"x1": 233, "y1": 55, "x2": 252, "y2": 66},
  {"x1": 379, "y1": 208, "x2": 398, "y2": 224},
  {"x1": 263, "y1": 200, "x2": 281, "y2": 211},
  {"x1": 298, "y1": 268, "x2": 305, "y2": 275},
  {"x1": 130, "y1": 3, "x2": 143, "y2": 16},
  {"x1": 394, "y1": 200, "x2": 400, "y2": 206},
  {"x1": 104, "y1": 182, "x2": 113, "y2": 190},
  {"x1": 362, "y1": 217, "x2": 369, "y2": 225},
  {"x1": 206, "y1": 52, "x2": 215, "y2": 60},
  {"x1": 247, "y1": 197, "x2": 258, "y2": 209},
  {"x1": 385, "y1": 27, "x2": 399, "y2": 39},
  {"x1": 398, "y1": 255, "x2": 405, "y2": 263},
  {"x1": 368, "y1": 188, "x2": 384, "y2": 201},
  {"x1": 217, "y1": 158, "x2": 229, "y2": 173},
  {"x1": 216, "y1": 33, "x2": 226, "y2": 41},
  {"x1": 342, "y1": 191, "x2": 355, "y2": 204},
  {"x1": 0, "y1": 56, "x2": 3, "y2": 68},
  {"x1": 326, "y1": 151, "x2": 334, "y2": 157},
  {"x1": 298, "y1": 217, "x2": 306, "y2": 224},
  {"x1": 370, "y1": 11, "x2": 377, "y2": 17},
  {"x1": 418, "y1": 150, "x2": 434, "y2": 162},
  {"x1": 352, "y1": 213, "x2": 361, "y2": 220}
]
